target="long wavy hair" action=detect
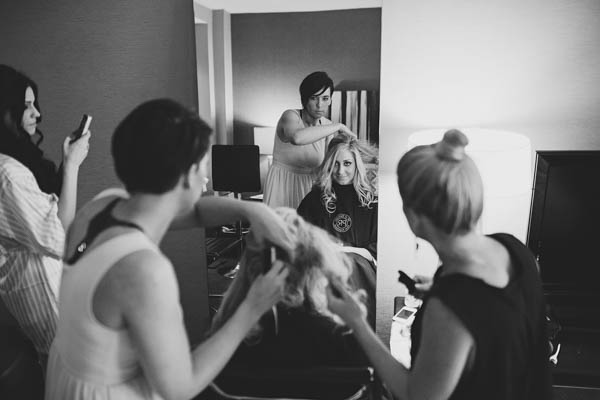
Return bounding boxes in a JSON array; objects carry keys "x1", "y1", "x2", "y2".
[
  {"x1": 210, "y1": 207, "x2": 367, "y2": 343},
  {"x1": 0, "y1": 64, "x2": 61, "y2": 194},
  {"x1": 315, "y1": 136, "x2": 378, "y2": 214}
]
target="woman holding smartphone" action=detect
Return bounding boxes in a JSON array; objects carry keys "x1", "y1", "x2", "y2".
[
  {"x1": 327, "y1": 130, "x2": 551, "y2": 399},
  {"x1": 0, "y1": 64, "x2": 90, "y2": 364}
]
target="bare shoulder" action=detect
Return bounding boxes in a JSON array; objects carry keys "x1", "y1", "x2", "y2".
[
  {"x1": 107, "y1": 249, "x2": 178, "y2": 309},
  {"x1": 277, "y1": 109, "x2": 303, "y2": 142},
  {"x1": 65, "y1": 193, "x2": 122, "y2": 254}
]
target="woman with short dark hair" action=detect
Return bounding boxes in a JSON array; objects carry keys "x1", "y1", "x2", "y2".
[
  {"x1": 46, "y1": 99, "x2": 293, "y2": 400},
  {"x1": 263, "y1": 71, "x2": 355, "y2": 209}
]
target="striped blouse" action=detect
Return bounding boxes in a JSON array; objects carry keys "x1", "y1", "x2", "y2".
[{"x1": 0, "y1": 153, "x2": 64, "y2": 355}]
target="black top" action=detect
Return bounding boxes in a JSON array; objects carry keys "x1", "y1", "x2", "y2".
[
  {"x1": 410, "y1": 233, "x2": 552, "y2": 400},
  {"x1": 226, "y1": 304, "x2": 367, "y2": 368},
  {"x1": 66, "y1": 199, "x2": 144, "y2": 264},
  {"x1": 297, "y1": 183, "x2": 378, "y2": 258}
]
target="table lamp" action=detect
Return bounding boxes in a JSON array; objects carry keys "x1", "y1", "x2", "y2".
[{"x1": 408, "y1": 128, "x2": 532, "y2": 242}]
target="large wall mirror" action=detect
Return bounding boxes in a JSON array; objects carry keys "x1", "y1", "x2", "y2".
[{"x1": 192, "y1": 1, "x2": 382, "y2": 327}]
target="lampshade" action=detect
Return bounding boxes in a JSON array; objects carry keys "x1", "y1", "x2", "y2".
[
  {"x1": 407, "y1": 128, "x2": 532, "y2": 241},
  {"x1": 253, "y1": 127, "x2": 276, "y2": 155}
]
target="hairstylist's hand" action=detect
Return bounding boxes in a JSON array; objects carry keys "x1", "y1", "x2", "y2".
[
  {"x1": 413, "y1": 274, "x2": 433, "y2": 298},
  {"x1": 326, "y1": 279, "x2": 365, "y2": 329},
  {"x1": 63, "y1": 130, "x2": 91, "y2": 169},
  {"x1": 244, "y1": 260, "x2": 289, "y2": 318},
  {"x1": 336, "y1": 123, "x2": 357, "y2": 139},
  {"x1": 246, "y1": 203, "x2": 295, "y2": 254}
]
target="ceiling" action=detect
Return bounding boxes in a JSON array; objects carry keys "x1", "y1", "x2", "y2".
[{"x1": 193, "y1": 0, "x2": 381, "y2": 14}]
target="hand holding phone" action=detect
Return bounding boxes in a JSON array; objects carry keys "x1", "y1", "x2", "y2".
[
  {"x1": 398, "y1": 270, "x2": 417, "y2": 294},
  {"x1": 70, "y1": 114, "x2": 92, "y2": 143}
]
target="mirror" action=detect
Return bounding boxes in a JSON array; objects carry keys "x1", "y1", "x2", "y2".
[{"x1": 193, "y1": 3, "x2": 382, "y2": 326}]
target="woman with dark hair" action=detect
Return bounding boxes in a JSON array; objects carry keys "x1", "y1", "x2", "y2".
[
  {"x1": 46, "y1": 99, "x2": 293, "y2": 400},
  {"x1": 0, "y1": 64, "x2": 90, "y2": 362},
  {"x1": 263, "y1": 71, "x2": 356, "y2": 209},
  {"x1": 327, "y1": 130, "x2": 551, "y2": 399},
  {"x1": 211, "y1": 207, "x2": 367, "y2": 370}
]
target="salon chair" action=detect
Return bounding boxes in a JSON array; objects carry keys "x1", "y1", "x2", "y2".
[{"x1": 199, "y1": 365, "x2": 376, "y2": 400}]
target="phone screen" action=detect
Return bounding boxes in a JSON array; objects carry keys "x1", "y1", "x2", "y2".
[
  {"x1": 393, "y1": 307, "x2": 417, "y2": 322},
  {"x1": 396, "y1": 309, "x2": 415, "y2": 319},
  {"x1": 71, "y1": 114, "x2": 92, "y2": 143}
]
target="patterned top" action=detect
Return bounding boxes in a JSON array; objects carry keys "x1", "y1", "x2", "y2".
[{"x1": 0, "y1": 153, "x2": 64, "y2": 355}]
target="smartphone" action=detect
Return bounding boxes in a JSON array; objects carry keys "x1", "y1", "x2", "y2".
[
  {"x1": 70, "y1": 114, "x2": 92, "y2": 143},
  {"x1": 398, "y1": 270, "x2": 417, "y2": 294},
  {"x1": 392, "y1": 306, "x2": 418, "y2": 324}
]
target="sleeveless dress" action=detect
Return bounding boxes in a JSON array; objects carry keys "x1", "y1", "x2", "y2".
[
  {"x1": 263, "y1": 110, "x2": 331, "y2": 209},
  {"x1": 45, "y1": 232, "x2": 167, "y2": 400}
]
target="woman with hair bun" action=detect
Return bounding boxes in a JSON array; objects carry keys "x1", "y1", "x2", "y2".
[{"x1": 326, "y1": 129, "x2": 551, "y2": 399}]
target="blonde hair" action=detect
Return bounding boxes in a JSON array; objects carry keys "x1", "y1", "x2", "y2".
[
  {"x1": 210, "y1": 207, "x2": 366, "y2": 343},
  {"x1": 315, "y1": 136, "x2": 378, "y2": 214},
  {"x1": 396, "y1": 129, "x2": 483, "y2": 235}
]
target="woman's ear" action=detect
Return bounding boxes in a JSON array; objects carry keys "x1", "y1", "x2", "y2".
[{"x1": 182, "y1": 163, "x2": 198, "y2": 190}]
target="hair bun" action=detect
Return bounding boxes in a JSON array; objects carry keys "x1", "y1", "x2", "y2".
[{"x1": 434, "y1": 129, "x2": 468, "y2": 161}]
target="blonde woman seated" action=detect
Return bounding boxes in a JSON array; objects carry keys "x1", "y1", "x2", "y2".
[
  {"x1": 298, "y1": 136, "x2": 378, "y2": 326},
  {"x1": 210, "y1": 208, "x2": 368, "y2": 371},
  {"x1": 297, "y1": 136, "x2": 378, "y2": 262}
]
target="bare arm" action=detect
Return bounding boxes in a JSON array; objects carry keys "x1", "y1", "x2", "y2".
[
  {"x1": 117, "y1": 252, "x2": 288, "y2": 400},
  {"x1": 326, "y1": 287, "x2": 473, "y2": 399},
  {"x1": 170, "y1": 196, "x2": 294, "y2": 252},
  {"x1": 57, "y1": 131, "x2": 90, "y2": 229},
  {"x1": 277, "y1": 109, "x2": 354, "y2": 145}
]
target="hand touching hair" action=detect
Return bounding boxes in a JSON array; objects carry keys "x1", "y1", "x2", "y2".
[{"x1": 210, "y1": 207, "x2": 367, "y2": 343}]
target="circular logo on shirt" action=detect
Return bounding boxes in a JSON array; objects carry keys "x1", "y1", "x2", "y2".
[{"x1": 332, "y1": 213, "x2": 352, "y2": 233}]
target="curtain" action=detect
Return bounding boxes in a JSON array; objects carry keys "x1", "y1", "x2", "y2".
[{"x1": 330, "y1": 90, "x2": 379, "y2": 145}]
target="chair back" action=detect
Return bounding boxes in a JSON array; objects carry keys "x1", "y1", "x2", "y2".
[{"x1": 202, "y1": 366, "x2": 375, "y2": 400}]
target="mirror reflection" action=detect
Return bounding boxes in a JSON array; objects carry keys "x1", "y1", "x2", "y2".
[{"x1": 193, "y1": 3, "x2": 382, "y2": 338}]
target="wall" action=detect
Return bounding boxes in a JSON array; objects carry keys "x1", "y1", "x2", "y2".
[
  {"x1": 230, "y1": 8, "x2": 382, "y2": 144},
  {"x1": 0, "y1": 0, "x2": 210, "y2": 343},
  {"x1": 377, "y1": 0, "x2": 600, "y2": 344}
]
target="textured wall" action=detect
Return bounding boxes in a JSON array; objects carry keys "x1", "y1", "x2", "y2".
[
  {"x1": 230, "y1": 8, "x2": 381, "y2": 144},
  {"x1": 0, "y1": 0, "x2": 210, "y2": 342}
]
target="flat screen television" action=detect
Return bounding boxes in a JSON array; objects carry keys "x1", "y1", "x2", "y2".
[{"x1": 527, "y1": 151, "x2": 600, "y2": 330}]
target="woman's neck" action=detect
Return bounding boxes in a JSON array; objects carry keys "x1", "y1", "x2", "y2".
[
  {"x1": 428, "y1": 230, "x2": 488, "y2": 273},
  {"x1": 301, "y1": 109, "x2": 320, "y2": 126},
  {"x1": 113, "y1": 193, "x2": 181, "y2": 244}
]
